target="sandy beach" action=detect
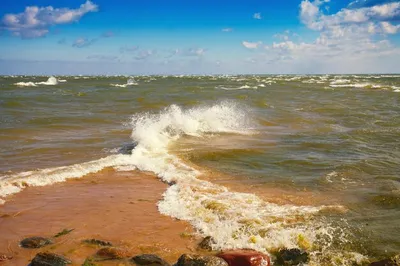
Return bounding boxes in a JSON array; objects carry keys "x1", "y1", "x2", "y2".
[{"x1": 0, "y1": 169, "x2": 198, "y2": 265}]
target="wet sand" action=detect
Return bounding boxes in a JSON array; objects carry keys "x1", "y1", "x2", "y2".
[{"x1": 0, "y1": 169, "x2": 197, "y2": 265}]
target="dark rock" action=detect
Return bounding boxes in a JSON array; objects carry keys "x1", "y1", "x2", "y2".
[
  {"x1": 369, "y1": 255, "x2": 400, "y2": 266},
  {"x1": 82, "y1": 239, "x2": 113, "y2": 246},
  {"x1": 20, "y1": 237, "x2": 52, "y2": 249},
  {"x1": 131, "y1": 254, "x2": 170, "y2": 265},
  {"x1": 369, "y1": 259, "x2": 396, "y2": 266},
  {"x1": 275, "y1": 248, "x2": 309, "y2": 265},
  {"x1": 31, "y1": 252, "x2": 71, "y2": 266},
  {"x1": 95, "y1": 247, "x2": 130, "y2": 260},
  {"x1": 198, "y1": 236, "x2": 217, "y2": 251},
  {"x1": 176, "y1": 254, "x2": 228, "y2": 266},
  {"x1": 217, "y1": 249, "x2": 270, "y2": 266},
  {"x1": 118, "y1": 142, "x2": 137, "y2": 155},
  {"x1": 54, "y1": 228, "x2": 74, "y2": 238}
]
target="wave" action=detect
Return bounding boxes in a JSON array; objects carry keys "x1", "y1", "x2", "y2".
[
  {"x1": 329, "y1": 82, "x2": 382, "y2": 89},
  {"x1": 111, "y1": 78, "x2": 138, "y2": 88},
  {"x1": 330, "y1": 79, "x2": 351, "y2": 85},
  {"x1": 14, "y1": 76, "x2": 59, "y2": 87},
  {"x1": 0, "y1": 155, "x2": 131, "y2": 199},
  {"x1": 14, "y1": 81, "x2": 37, "y2": 87},
  {"x1": 215, "y1": 85, "x2": 257, "y2": 90},
  {"x1": 0, "y1": 101, "x2": 363, "y2": 265}
]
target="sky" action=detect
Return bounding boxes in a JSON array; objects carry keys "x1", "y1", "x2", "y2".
[{"x1": 0, "y1": 0, "x2": 399, "y2": 74}]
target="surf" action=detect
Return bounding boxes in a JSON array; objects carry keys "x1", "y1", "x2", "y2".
[{"x1": 0, "y1": 101, "x2": 364, "y2": 265}]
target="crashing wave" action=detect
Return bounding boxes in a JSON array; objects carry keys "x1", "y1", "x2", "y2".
[
  {"x1": 111, "y1": 78, "x2": 138, "y2": 87},
  {"x1": 14, "y1": 76, "x2": 59, "y2": 87}
]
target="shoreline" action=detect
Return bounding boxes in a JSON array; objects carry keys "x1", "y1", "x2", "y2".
[{"x1": 0, "y1": 169, "x2": 198, "y2": 265}]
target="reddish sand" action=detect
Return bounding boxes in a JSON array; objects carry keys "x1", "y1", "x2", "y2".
[{"x1": 0, "y1": 169, "x2": 198, "y2": 265}]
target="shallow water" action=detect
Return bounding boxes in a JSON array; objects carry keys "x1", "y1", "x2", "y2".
[{"x1": 0, "y1": 74, "x2": 399, "y2": 264}]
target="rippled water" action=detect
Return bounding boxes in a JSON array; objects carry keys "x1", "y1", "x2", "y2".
[{"x1": 0, "y1": 74, "x2": 399, "y2": 265}]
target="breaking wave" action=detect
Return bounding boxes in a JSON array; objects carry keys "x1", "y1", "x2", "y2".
[
  {"x1": 111, "y1": 78, "x2": 138, "y2": 87},
  {"x1": 14, "y1": 76, "x2": 59, "y2": 87}
]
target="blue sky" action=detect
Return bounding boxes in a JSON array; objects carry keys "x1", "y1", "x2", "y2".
[{"x1": 0, "y1": 0, "x2": 399, "y2": 74}]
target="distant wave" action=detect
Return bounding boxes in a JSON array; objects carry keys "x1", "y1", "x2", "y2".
[
  {"x1": 14, "y1": 76, "x2": 60, "y2": 87},
  {"x1": 111, "y1": 78, "x2": 138, "y2": 87},
  {"x1": 215, "y1": 84, "x2": 258, "y2": 90},
  {"x1": 329, "y1": 82, "x2": 389, "y2": 89}
]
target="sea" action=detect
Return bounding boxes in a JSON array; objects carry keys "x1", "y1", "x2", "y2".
[{"x1": 0, "y1": 74, "x2": 399, "y2": 265}]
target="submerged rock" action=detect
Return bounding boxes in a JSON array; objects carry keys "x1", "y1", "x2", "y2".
[
  {"x1": 31, "y1": 252, "x2": 71, "y2": 266},
  {"x1": 95, "y1": 247, "x2": 130, "y2": 260},
  {"x1": 217, "y1": 249, "x2": 270, "y2": 266},
  {"x1": 198, "y1": 236, "x2": 217, "y2": 251},
  {"x1": 82, "y1": 239, "x2": 113, "y2": 247},
  {"x1": 176, "y1": 254, "x2": 228, "y2": 266},
  {"x1": 369, "y1": 254, "x2": 400, "y2": 266},
  {"x1": 82, "y1": 257, "x2": 97, "y2": 266},
  {"x1": 20, "y1": 237, "x2": 52, "y2": 249},
  {"x1": 131, "y1": 254, "x2": 170, "y2": 265},
  {"x1": 275, "y1": 248, "x2": 309, "y2": 265},
  {"x1": 54, "y1": 228, "x2": 74, "y2": 238}
]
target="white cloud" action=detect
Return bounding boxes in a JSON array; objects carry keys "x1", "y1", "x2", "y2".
[
  {"x1": 1, "y1": 1, "x2": 98, "y2": 39},
  {"x1": 380, "y1": 21, "x2": 400, "y2": 33},
  {"x1": 300, "y1": 0, "x2": 400, "y2": 33},
  {"x1": 183, "y1": 48, "x2": 206, "y2": 56},
  {"x1": 300, "y1": 0, "x2": 321, "y2": 27},
  {"x1": 222, "y1": 28, "x2": 233, "y2": 32},
  {"x1": 253, "y1": 13, "x2": 262, "y2": 19},
  {"x1": 371, "y1": 2, "x2": 400, "y2": 17},
  {"x1": 253, "y1": 0, "x2": 400, "y2": 72},
  {"x1": 120, "y1": 46, "x2": 139, "y2": 53},
  {"x1": 134, "y1": 50, "x2": 155, "y2": 60},
  {"x1": 72, "y1": 37, "x2": 97, "y2": 48},
  {"x1": 167, "y1": 48, "x2": 207, "y2": 57},
  {"x1": 274, "y1": 30, "x2": 294, "y2": 41},
  {"x1": 87, "y1": 55, "x2": 118, "y2": 61},
  {"x1": 242, "y1": 41, "x2": 262, "y2": 49}
]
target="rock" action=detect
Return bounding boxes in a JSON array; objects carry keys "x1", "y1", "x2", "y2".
[
  {"x1": 275, "y1": 248, "x2": 309, "y2": 265},
  {"x1": 54, "y1": 228, "x2": 74, "y2": 238},
  {"x1": 217, "y1": 249, "x2": 270, "y2": 266},
  {"x1": 369, "y1": 255, "x2": 400, "y2": 266},
  {"x1": 95, "y1": 247, "x2": 130, "y2": 260},
  {"x1": 82, "y1": 239, "x2": 113, "y2": 246},
  {"x1": 198, "y1": 236, "x2": 217, "y2": 251},
  {"x1": 0, "y1": 254, "x2": 12, "y2": 261},
  {"x1": 31, "y1": 252, "x2": 71, "y2": 266},
  {"x1": 176, "y1": 254, "x2": 228, "y2": 266},
  {"x1": 131, "y1": 254, "x2": 170, "y2": 265},
  {"x1": 20, "y1": 237, "x2": 52, "y2": 249}
]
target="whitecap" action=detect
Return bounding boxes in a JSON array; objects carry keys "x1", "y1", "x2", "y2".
[
  {"x1": 14, "y1": 81, "x2": 37, "y2": 87},
  {"x1": 14, "y1": 76, "x2": 59, "y2": 86},
  {"x1": 111, "y1": 78, "x2": 138, "y2": 87}
]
